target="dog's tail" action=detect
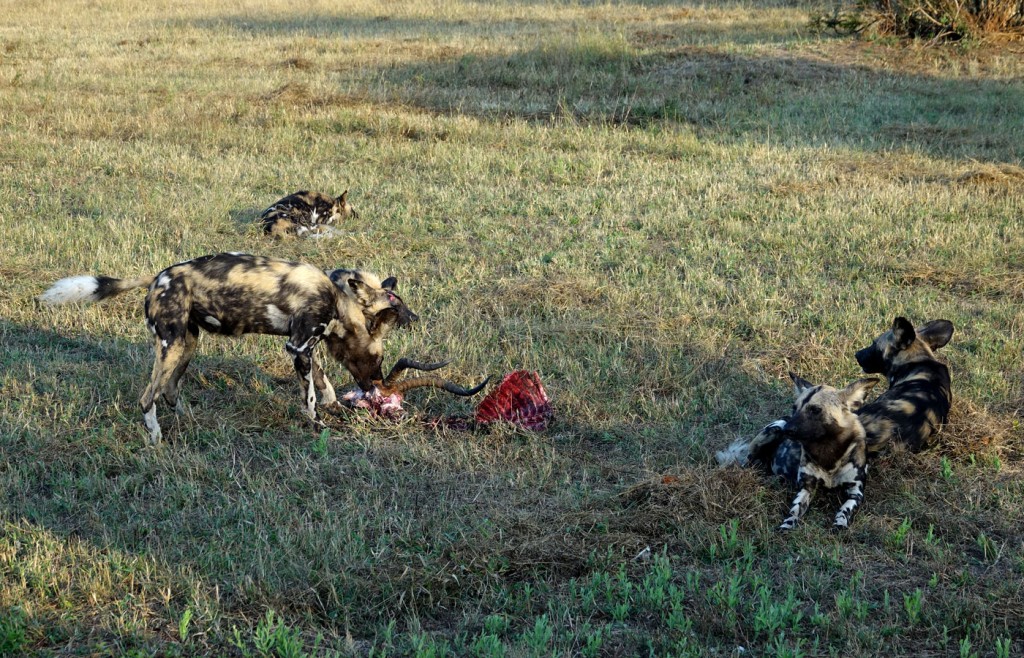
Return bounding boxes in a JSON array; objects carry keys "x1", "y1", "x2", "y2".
[
  {"x1": 38, "y1": 275, "x2": 153, "y2": 305},
  {"x1": 715, "y1": 419, "x2": 789, "y2": 468}
]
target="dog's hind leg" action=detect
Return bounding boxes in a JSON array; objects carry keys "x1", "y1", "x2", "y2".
[
  {"x1": 140, "y1": 340, "x2": 166, "y2": 445},
  {"x1": 140, "y1": 321, "x2": 196, "y2": 445},
  {"x1": 780, "y1": 477, "x2": 819, "y2": 531},
  {"x1": 716, "y1": 419, "x2": 788, "y2": 470},
  {"x1": 833, "y1": 466, "x2": 867, "y2": 530},
  {"x1": 162, "y1": 323, "x2": 199, "y2": 414}
]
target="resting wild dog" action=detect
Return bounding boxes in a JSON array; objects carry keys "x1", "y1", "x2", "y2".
[
  {"x1": 39, "y1": 253, "x2": 414, "y2": 444},
  {"x1": 778, "y1": 373, "x2": 879, "y2": 531},
  {"x1": 260, "y1": 190, "x2": 357, "y2": 239},
  {"x1": 855, "y1": 317, "x2": 954, "y2": 454},
  {"x1": 717, "y1": 317, "x2": 955, "y2": 477}
]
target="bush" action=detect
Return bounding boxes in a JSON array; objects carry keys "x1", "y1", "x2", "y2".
[{"x1": 812, "y1": 0, "x2": 1024, "y2": 42}]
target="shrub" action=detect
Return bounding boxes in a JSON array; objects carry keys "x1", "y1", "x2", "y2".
[{"x1": 812, "y1": 0, "x2": 1024, "y2": 42}]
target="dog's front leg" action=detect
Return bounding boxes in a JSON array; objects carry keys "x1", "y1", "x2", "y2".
[
  {"x1": 833, "y1": 466, "x2": 867, "y2": 530},
  {"x1": 780, "y1": 477, "x2": 818, "y2": 531},
  {"x1": 311, "y1": 355, "x2": 341, "y2": 412},
  {"x1": 286, "y1": 332, "x2": 323, "y2": 420}
]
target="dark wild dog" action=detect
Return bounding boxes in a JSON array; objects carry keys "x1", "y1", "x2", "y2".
[
  {"x1": 855, "y1": 317, "x2": 954, "y2": 454},
  {"x1": 778, "y1": 373, "x2": 878, "y2": 531},
  {"x1": 260, "y1": 190, "x2": 357, "y2": 239},
  {"x1": 39, "y1": 253, "x2": 414, "y2": 444}
]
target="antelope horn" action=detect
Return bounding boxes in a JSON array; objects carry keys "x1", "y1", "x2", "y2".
[
  {"x1": 387, "y1": 375, "x2": 490, "y2": 397},
  {"x1": 383, "y1": 358, "x2": 451, "y2": 387}
]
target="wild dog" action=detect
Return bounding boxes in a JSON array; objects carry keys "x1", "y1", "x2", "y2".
[
  {"x1": 716, "y1": 317, "x2": 955, "y2": 477},
  {"x1": 855, "y1": 317, "x2": 954, "y2": 454},
  {"x1": 778, "y1": 373, "x2": 879, "y2": 531},
  {"x1": 260, "y1": 190, "x2": 357, "y2": 239},
  {"x1": 39, "y1": 253, "x2": 414, "y2": 444}
]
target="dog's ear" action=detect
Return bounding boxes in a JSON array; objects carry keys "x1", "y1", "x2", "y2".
[
  {"x1": 839, "y1": 377, "x2": 879, "y2": 410},
  {"x1": 381, "y1": 276, "x2": 398, "y2": 292},
  {"x1": 327, "y1": 268, "x2": 348, "y2": 285},
  {"x1": 366, "y1": 307, "x2": 399, "y2": 335},
  {"x1": 347, "y1": 277, "x2": 374, "y2": 305},
  {"x1": 337, "y1": 189, "x2": 349, "y2": 204},
  {"x1": 789, "y1": 372, "x2": 815, "y2": 395},
  {"x1": 917, "y1": 320, "x2": 954, "y2": 351},
  {"x1": 891, "y1": 317, "x2": 916, "y2": 350}
]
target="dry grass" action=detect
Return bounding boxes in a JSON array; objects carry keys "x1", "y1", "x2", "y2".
[{"x1": 1, "y1": 0, "x2": 1023, "y2": 655}]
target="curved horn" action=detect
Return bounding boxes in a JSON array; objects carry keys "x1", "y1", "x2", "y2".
[
  {"x1": 383, "y1": 358, "x2": 451, "y2": 387},
  {"x1": 387, "y1": 375, "x2": 490, "y2": 397}
]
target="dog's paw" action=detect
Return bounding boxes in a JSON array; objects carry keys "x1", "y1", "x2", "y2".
[
  {"x1": 831, "y1": 515, "x2": 853, "y2": 532},
  {"x1": 778, "y1": 518, "x2": 798, "y2": 532}
]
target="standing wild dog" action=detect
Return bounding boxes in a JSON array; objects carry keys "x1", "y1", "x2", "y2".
[
  {"x1": 855, "y1": 317, "x2": 954, "y2": 454},
  {"x1": 260, "y1": 190, "x2": 357, "y2": 239},
  {"x1": 39, "y1": 253, "x2": 414, "y2": 444},
  {"x1": 778, "y1": 373, "x2": 879, "y2": 531}
]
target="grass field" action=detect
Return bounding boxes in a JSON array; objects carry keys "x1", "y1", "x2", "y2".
[{"x1": 1, "y1": 0, "x2": 1023, "y2": 655}]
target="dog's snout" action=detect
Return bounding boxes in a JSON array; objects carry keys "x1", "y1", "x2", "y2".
[{"x1": 855, "y1": 346, "x2": 884, "y2": 374}]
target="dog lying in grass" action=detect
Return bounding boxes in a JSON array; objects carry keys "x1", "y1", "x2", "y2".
[
  {"x1": 717, "y1": 317, "x2": 955, "y2": 529},
  {"x1": 777, "y1": 373, "x2": 878, "y2": 531},
  {"x1": 855, "y1": 317, "x2": 954, "y2": 454},
  {"x1": 259, "y1": 190, "x2": 357, "y2": 239},
  {"x1": 39, "y1": 253, "x2": 414, "y2": 444}
]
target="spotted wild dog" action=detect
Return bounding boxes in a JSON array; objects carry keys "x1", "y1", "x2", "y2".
[
  {"x1": 855, "y1": 317, "x2": 954, "y2": 454},
  {"x1": 777, "y1": 373, "x2": 879, "y2": 531},
  {"x1": 39, "y1": 253, "x2": 415, "y2": 444},
  {"x1": 717, "y1": 317, "x2": 955, "y2": 480},
  {"x1": 260, "y1": 190, "x2": 357, "y2": 239}
]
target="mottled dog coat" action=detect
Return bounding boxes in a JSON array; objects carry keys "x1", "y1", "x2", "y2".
[
  {"x1": 40, "y1": 253, "x2": 415, "y2": 444},
  {"x1": 260, "y1": 190, "x2": 357, "y2": 239},
  {"x1": 777, "y1": 374, "x2": 878, "y2": 531},
  {"x1": 855, "y1": 317, "x2": 954, "y2": 454},
  {"x1": 717, "y1": 317, "x2": 955, "y2": 482}
]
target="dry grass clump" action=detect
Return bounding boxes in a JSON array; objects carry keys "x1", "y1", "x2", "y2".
[
  {"x1": 813, "y1": 0, "x2": 1024, "y2": 42},
  {"x1": 954, "y1": 162, "x2": 1024, "y2": 186}
]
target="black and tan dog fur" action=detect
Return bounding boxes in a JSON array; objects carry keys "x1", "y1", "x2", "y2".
[
  {"x1": 776, "y1": 373, "x2": 878, "y2": 531},
  {"x1": 260, "y1": 190, "x2": 357, "y2": 239},
  {"x1": 855, "y1": 317, "x2": 954, "y2": 454},
  {"x1": 39, "y1": 253, "x2": 415, "y2": 444}
]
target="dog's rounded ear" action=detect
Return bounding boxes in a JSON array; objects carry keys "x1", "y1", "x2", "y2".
[
  {"x1": 891, "y1": 317, "x2": 916, "y2": 350},
  {"x1": 381, "y1": 276, "x2": 398, "y2": 292},
  {"x1": 789, "y1": 372, "x2": 815, "y2": 395},
  {"x1": 840, "y1": 377, "x2": 879, "y2": 410},
  {"x1": 347, "y1": 278, "x2": 373, "y2": 304},
  {"x1": 917, "y1": 320, "x2": 954, "y2": 351},
  {"x1": 337, "y1": 189, "x2": 349, "y2": 204}
]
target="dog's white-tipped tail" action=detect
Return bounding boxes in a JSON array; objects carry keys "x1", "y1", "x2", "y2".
[
  {"x1": 38, "y1": 275, "x2": 151, "y2": 305},
  {"x1": 38, "y1": 276, "x2": 103, "y2": 305},
  {"x1": 715, "y1": 438, "x2": 753, "y2": 467}
]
